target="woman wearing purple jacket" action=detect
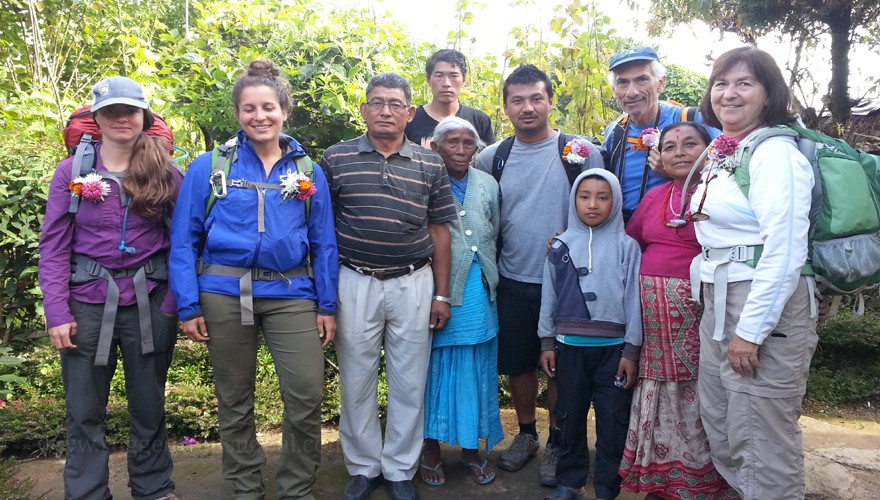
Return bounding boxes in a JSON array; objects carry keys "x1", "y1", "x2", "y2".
[{"x1": 38, "y1": 76, "x2": 182, "y2": 500}]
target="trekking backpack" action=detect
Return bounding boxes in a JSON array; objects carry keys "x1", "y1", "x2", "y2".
[
  {"x1": 206, "y1": 143, "x2": 316, "y2": 220},
  {"x1": 63, "y1": 105, "x2": 176, "y2": 215},
  {"x1": 734, "y1": 125, "x2": 880, "y2": 310},
  {"x1": 491, "y1": 132, "x2": 584, "y2": 186}
]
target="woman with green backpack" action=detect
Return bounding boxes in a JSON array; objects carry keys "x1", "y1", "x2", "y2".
[
  {"x1": 691, "y1": 46, "x2": 818, "y2": 499},
  {"x1": 169, "y1": 60, "x2": 338, "y2": 499}
]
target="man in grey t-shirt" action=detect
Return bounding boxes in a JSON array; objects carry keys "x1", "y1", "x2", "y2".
[{"x1": 475, "y1": 64, "x2": 603, "y2": 487}]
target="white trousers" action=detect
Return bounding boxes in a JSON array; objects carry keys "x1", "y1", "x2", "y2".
[{"x1": 336, "y1": 265, "x2": 434, "y2": 481}]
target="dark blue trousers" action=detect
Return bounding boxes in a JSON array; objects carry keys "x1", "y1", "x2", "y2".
[
  {"x1": 61, "y1": 285, "x2": 177, "y2": 500},
  {"x1": 553, "y1": 342, "x2": 632, "y2": 499}
]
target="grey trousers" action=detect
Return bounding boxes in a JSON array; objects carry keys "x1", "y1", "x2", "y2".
[
  {"x1": 335, "y1": 265, "x2": 433, "y2": 481},
  {"x1": 61, "y1": 285, "x2": 177, "y2": 500},
  {"x1": 698, "y1": 278, "x2": 818, "y2": 500},
  {"x1": 201, "y1": 292, "x2": 323, "y2": 500}
]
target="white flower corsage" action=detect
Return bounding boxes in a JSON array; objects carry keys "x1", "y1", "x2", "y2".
[
  {"x1": 279, "y1": 170, "x2": 317, "y2": 201},
  {"x1": 562, "y1": 137, "x2": 592, "y2": 164}
]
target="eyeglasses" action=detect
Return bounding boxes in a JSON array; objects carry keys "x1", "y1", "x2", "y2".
[
  {"x1": 688, "y1": 172, "x2": 718, "y2": 222},
  {"x1": 365, "y1": 100, "x2": 409, "y2": 113}
]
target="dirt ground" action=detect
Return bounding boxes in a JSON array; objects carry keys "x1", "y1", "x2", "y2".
[{"x1": 16, "y1": 408, "x2": 880, "y2": 499}]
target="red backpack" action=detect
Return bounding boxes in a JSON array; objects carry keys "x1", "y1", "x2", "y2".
[
  {"x1": 63, "y1": 105, "x2": 174, "y2": 156},
  {"x1": 63, "y1": 105, "x2": 176, "y2": 214}
]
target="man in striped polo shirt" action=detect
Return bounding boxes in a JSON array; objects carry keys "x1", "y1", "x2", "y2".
[{"x1": 320, "y1": 72, "x2": 456, "y2": 500}]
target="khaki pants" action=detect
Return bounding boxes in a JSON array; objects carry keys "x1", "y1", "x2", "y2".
[
  {"x1": 698, "y1": 278, "x2": 818, "y2": 500},
  {"x1": 335, "y1": 265, "x2": 434, "y2": 481},
  {"x1": 202, "y1": 292, "x2": 323, "y2": 500}
]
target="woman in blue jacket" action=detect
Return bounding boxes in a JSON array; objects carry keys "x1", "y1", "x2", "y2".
[{"x1": 169, "y1": 60, "x2": 338, "y2": 499}]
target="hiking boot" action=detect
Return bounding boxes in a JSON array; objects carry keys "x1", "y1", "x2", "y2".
[
  {"x1": 498, "y1": 432, "x2": 539, "y2": 472},
  {"x1": 539, "y1": 443, "x2": 559, "y2": 487}
]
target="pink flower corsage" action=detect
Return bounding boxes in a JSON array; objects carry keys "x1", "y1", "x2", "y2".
[
  {"x1": 637, "y1": 127, "x2": 660, "y2": 149},
  {"x1": 279, "y1": 170, "x2": 317, "y2": 202},
  {"x1": 70, "y1": 173, "x2": 111, "y2": 202},
  {"x1": 709, "y1": 134, "x2": 740, "y2": 172},
  {"x1": 562, "y1": 137, "x2": 592, "y2": 164}
]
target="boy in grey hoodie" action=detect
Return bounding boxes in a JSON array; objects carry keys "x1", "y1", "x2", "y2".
[{"x1": 538, "y1": 169, "x2": 642, "y2": 500}]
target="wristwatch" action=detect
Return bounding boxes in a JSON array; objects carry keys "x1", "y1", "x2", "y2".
[{"x1": 432, "y1": 295, "x2": 451, "y2": 303}]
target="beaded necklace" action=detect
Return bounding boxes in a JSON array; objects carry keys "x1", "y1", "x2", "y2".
[{"x1": 661, "y1": 182, "x2": 697, "y2": 228}]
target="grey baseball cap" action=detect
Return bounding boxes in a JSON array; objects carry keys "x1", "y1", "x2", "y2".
[{"x1": 91, "y1": 76, "x2": 150, "y2": 112}]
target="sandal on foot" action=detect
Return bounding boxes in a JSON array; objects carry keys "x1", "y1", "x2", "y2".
[
  {"x1": 418, "y1": 460, "x2": 446, "y2": 486},
  {"x1": 459, "y1": 458, "x2": 496, "y2": 485}
]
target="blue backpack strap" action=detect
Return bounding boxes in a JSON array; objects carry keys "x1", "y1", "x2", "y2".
[{"x1": 69, "y1": 134, "x2": 96, "y2": 214}]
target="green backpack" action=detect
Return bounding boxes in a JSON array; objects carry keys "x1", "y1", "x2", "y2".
[{"x1": 734, "y1": 125, "x2": 880, "y2": 305}]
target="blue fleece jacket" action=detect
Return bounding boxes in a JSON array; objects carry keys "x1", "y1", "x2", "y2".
[
  {"x1": 538, "y1": 168, "x2": 643, "y2": 360},
  {"x1": 169, "y1": 131, "x2": 338, "y2": 320}
]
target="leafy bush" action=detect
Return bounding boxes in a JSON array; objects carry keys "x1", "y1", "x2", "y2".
[
  {"x1": 0, "y1": 451, "x2": 35, "y2": 500},
  {"x1": 0, "y1": 136, "x2": 55, "y2": 346},
  {"x1": 660, "y1": 63, "x2": 709, "y2": 107},
  {"x1": 0, "y1": 343, "x2": 25, "y2": 400},
  {"x1": 807, "y1": 308, "x2": 880, "y2": 405}
]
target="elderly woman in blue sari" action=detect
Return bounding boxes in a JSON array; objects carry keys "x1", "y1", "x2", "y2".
[{"x1": 418, "y1": 116, "x2": 504, "y2": 488}]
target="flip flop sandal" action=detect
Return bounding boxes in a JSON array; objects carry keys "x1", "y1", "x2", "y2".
[
  {"x1": 418, "y1": 460, "x2": 446, "y2": 486},
  {"x1": 459, "y1": 458, "x2": 496, "y2": 485}
]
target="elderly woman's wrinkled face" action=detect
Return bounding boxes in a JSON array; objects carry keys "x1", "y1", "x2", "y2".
[
  {"x1": 710, "y1": 62, "x2": 769, "y2": 137},
  {"x1": 433, "y1": 129, "x2": 478, "y2": 179}
]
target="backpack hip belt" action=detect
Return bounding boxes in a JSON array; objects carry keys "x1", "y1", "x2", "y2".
[
  {"x1": 197, "y1": 261, "x2": 312, "y2": 326},
  {"x1": 69, "y1": 253, "x2": 168, "y2": 366},
  {"x1": 690, "y1": 244, "x2": 816, "y2": 341},
  {"x1": 689, "y1": 245, "x2": 758, "y2": 341}
]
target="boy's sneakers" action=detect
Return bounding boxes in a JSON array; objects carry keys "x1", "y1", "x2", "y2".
[
  {"x1": 498, "y1": 432, "x2": 539, "y2": 472},
  {"x1": 539, "y1": 443, "x2": 559, "y2": 486}
]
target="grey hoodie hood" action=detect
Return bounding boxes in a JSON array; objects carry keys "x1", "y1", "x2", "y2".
[{"x1": 556, "y1": 168, "x2": 626, "y2": 271}]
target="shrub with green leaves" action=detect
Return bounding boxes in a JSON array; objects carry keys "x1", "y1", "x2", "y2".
[
  {"x1": 0, "y1": 451, "x2": 35, "y2": 500},
  {"x1": 807, "y1": 308, "x2": 880, "y2": 405},
  {"x1": 0, "y1": 137, "x2": 54, "y2": 347}
]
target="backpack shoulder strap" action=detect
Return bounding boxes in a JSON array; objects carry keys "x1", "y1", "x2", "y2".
[
  {"x1": 205, "y1": 144, "x2": 237, "y2": 217},
  {"x1": 608, "y1": 114, "x2": 629, "y2": 177},
  {"x1": 492, "y1": 136, "x2": 516, "y2": 183},
  {"x1": 557, "y1": 133, "x2": 581, "y2": 187},
  {"x1": 69, "y1": 134, "x2": 97, "y2": 214},
  {"x1": 682, "y1": 106, "x2": 698, "y2": 122},
  {"x1": 733, "y1": 127, "x2": 800, "y2": 198},
  {"x1": 294, "y1": 153, "x2": 314, "y2": 220}
]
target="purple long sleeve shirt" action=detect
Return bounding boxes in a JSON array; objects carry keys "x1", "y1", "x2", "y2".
[{"x1": 39, "y1": 144, "x2": 182, "y2": 328}]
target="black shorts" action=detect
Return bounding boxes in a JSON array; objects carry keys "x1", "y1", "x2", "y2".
[{"x1": 496, "y1": 275, "x2": 543, "y2": 375}]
